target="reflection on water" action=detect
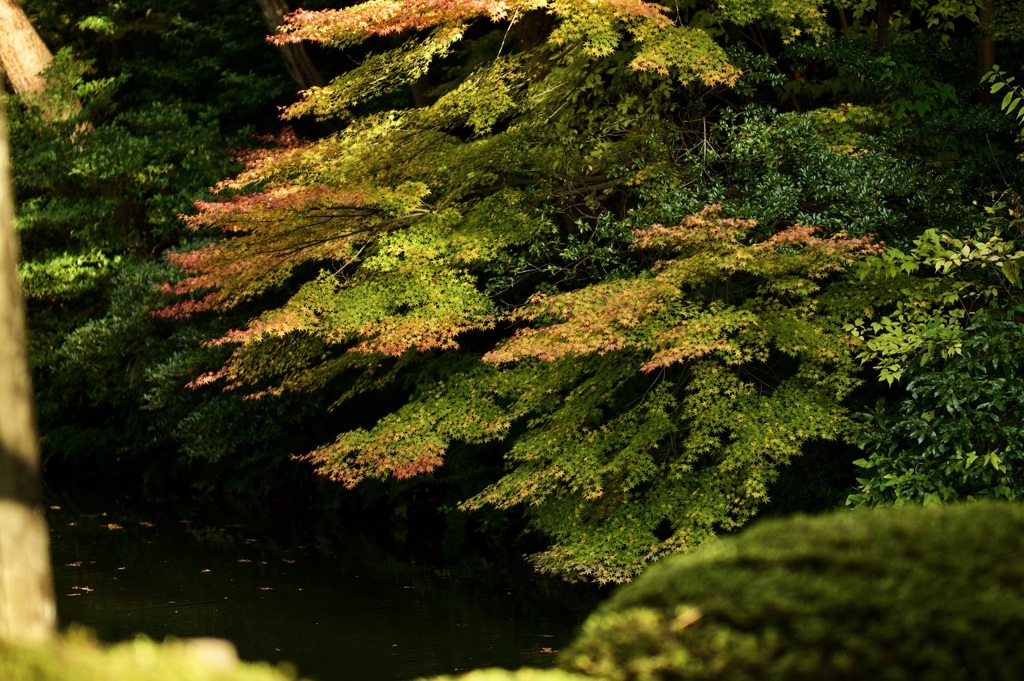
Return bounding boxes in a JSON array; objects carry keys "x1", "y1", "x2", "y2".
[{"x1": 46, "y1": 498, "x2": 600, "y2": 681}]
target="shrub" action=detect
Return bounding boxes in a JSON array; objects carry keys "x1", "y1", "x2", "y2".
[
  {"x1": 421, "y1": 670, "x2": 587, "y2": 681},
  {"x1": 0, "y1": 630, "x2": 300, "y2": 681},
  {"x1": 559, "y1": 502, "x2": 1024, "y2": 680}
]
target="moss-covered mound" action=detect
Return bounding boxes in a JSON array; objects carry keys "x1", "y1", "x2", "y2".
[
  {"x1": 559, "y1": 502, "x2": 1024, "y2": 681},
  {"x1": 0, "y1": 630, "x2": 300, "y2": 681},
  {"x1": 420, "y1": 669, "x2": 588, "y2": 681}
]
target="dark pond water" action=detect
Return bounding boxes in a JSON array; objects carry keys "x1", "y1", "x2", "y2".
[{"x1": 45, "y1": 496, "x2": 601, "y2": 681}]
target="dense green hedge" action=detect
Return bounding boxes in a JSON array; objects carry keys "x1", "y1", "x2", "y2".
[
  {"x1": 558, "y1": 502, "x2": 1024, "y2": 680},
  {"x1": 0, "y1": 630, "x2": 299, "y2": 681}
]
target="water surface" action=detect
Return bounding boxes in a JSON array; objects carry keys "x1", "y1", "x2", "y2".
[{"x1": 47, "y1": 498, "x2": 600, "y2": 680}]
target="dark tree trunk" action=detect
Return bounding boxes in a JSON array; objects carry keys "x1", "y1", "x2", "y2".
[
  {"x1": 0, "y1": 84, "x2": 57, "y2": 645},
  {"x1": 977, "y1": 0, "x2": 996, "y2": 101},
  {"x1": 876, "y1": 0, "x2": 890, "y2": 47},
  {"x1": 516, "y1": 9, "x2": 556, "y2": 51},
  {"x1": 410, "y1": 74, "x2": 435, "y2": 108},
  {"x1": 256, "y1": 0, "x2": 326, "y2": 91}
]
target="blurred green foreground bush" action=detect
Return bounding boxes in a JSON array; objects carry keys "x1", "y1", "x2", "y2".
[
  {"x1": 0, "y1": 631, "x2": 299, "y2": 681},
  {"x1": 430, "y1": 502, "x2": 1024, "y2": 681}
]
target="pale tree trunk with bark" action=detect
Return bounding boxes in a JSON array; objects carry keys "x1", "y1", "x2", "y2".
[
  {"x1": 0, "y1": 0, "x2": 53, "y2": 97},
  {"x1": 255, "y1": 0, "x2": 325, "y2": 91},
  {"x1": 0, "y1": 0, "x2": 83, "y2": 123},
  {"x1": 0, "y1": 84, "x2": 57, "y2": 645}
]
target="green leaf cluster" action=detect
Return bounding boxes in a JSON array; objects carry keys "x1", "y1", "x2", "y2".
[
  {"x1": 984, "y1": 65, "x2": 1024, "y2": 126},
  {"x1": 847, "y1": 199, "x2": 1024, "y2": 505},
  {"x1": 983, "y1": 64, "x2": 1024, "y2": 157}
]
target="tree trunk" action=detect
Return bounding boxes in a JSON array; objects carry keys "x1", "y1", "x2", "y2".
[
  {"x1": 410, "y1": 74, "x2": 435, "y2": 108},
  {"x1": 255, "y1": 0, "x2": 325, "y2": 91},
  {"x1": 876, "y1": 0, "x2": 890, "y2": 47},
  {"x1": 0, "y1": 0, "x2": 53, "y2": 97},
  {"x1": 977, "y1": 0, "x2": 996, "y2": 101},
  {"x1": 0, "y1": 84, "x2": 57, "y2": 645},
  {"x1": 515, "y1": 9, "x2": 556, "y2": 51}
]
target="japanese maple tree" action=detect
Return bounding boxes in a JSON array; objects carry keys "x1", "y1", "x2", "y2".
[{"x1": 162, "y1": 0, "x2": 953, "y2": 581}]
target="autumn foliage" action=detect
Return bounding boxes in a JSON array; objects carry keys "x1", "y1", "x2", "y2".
[{"x1": 157, "y1": 0, "x2": 1021, "y2": 580}]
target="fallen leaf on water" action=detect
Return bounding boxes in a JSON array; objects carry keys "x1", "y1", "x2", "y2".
[{"x1": 540, "y1": 648, "x2": 556, "y2": 654}]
